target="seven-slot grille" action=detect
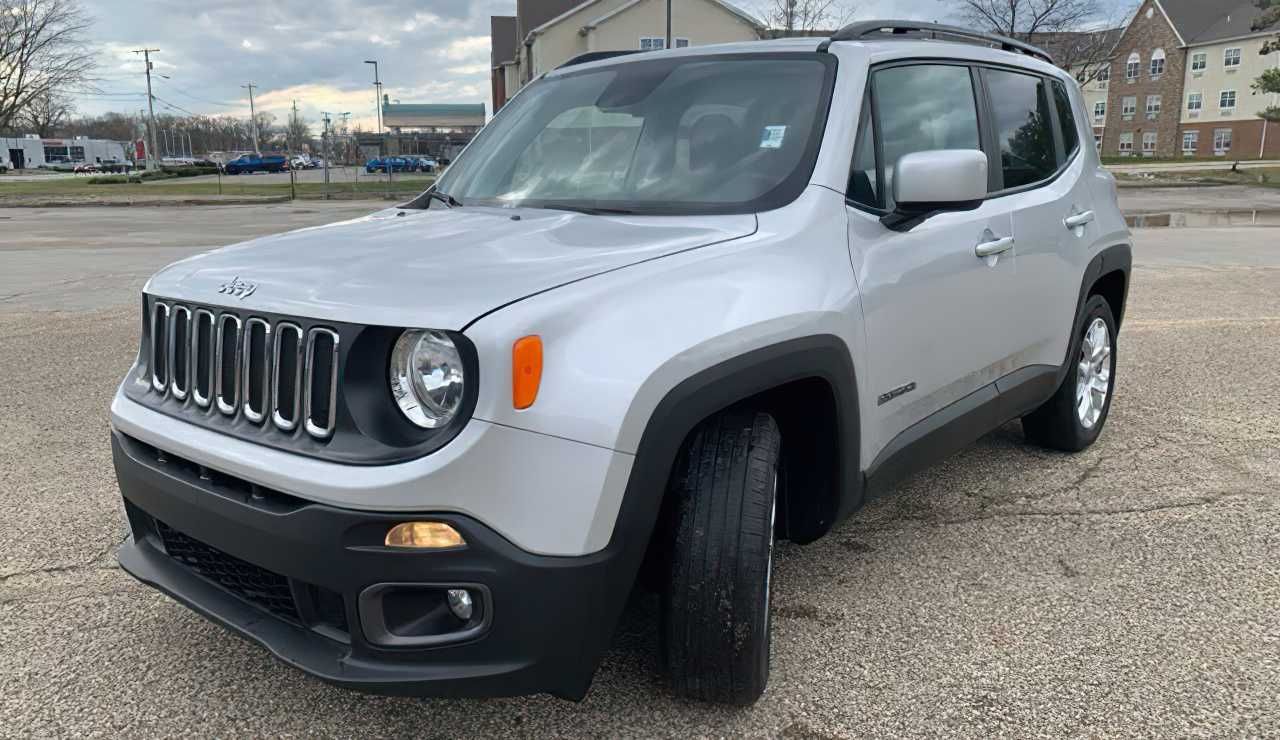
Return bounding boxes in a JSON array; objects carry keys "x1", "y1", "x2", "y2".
[{"x1": 148, "y1": 300, "x2": 339, "y2": 439}]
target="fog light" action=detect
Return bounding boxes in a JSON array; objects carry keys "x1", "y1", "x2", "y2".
[
  {"x1": 447, "y1": 588, "x2": 473, "y2": 621},
  {"x1": 385, "y1": 521, "x2": 465, "y2": 549}
]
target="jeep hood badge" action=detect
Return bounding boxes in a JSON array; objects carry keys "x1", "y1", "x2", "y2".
[{"x1": 218, "y1": 276, "x2": 257, "y2": 300}]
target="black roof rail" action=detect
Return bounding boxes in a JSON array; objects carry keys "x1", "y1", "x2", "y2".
[
  {"x1": 556, "y1": 50, "x2": 645, "y2": 70},
  {"x1": 824, "y1": 20, "x2": 1055, "y2": 65}
]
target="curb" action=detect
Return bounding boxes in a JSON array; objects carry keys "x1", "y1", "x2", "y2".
[
  {"x1": 1124, "y1": 208, "x2": 1280, "y2": 228},
  {"x1": 0, "y1": 196, "x2": 294, "y2": 208}
]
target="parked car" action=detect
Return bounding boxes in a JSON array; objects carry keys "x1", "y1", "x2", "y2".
[
  {"x1": 365, "y1": 156, "x2": 414, "y2": 173},
  {"x1": 223, "y1": 154, "x2": 289, "y2": 174},
  {"x1": 409, "y1": 156, "x2": 437, "y2": 173},
  {"x1": 290, "y1": 155, "x2": 320, "y2": 170},
  {"x1": 73, "y1": 163, "x2": 101, "y2": 173},
  {"x1": 111, "y1": 23, "x2": 1129, "y2": 707}
]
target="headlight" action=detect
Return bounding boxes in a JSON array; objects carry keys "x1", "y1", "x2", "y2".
[{"x1": 389, "y1": 329, "x2": 465, "y2": 428}]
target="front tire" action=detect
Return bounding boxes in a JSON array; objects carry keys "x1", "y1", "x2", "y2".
[
  {"x1": 661, "y1": 409, "x2": 780, "y2": 705},
  {"x1": 1023, "y1": 295, "x2": 1118, "y2": 451}
]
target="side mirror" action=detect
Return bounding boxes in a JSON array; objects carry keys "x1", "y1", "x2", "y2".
[{"x1": 883, "y1": 149, "x2": 988, "y2": 231}]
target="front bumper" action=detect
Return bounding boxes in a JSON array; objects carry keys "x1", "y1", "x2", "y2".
[{"x1": 112, "y1": 431, "x2": 631, "y2": 699}]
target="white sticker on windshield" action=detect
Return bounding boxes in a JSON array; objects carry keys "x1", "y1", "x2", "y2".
[{"x1": 760, "y1": 125, "x2": 787, "y2": 149}]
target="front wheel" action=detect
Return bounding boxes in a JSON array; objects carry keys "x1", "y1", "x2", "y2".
[
  {"x1": 661, "y1": 409, "x2": 780, "y2": 705},
  {"x1": 1022, "y1": 295, "x2": 1118, "y2": 451}
]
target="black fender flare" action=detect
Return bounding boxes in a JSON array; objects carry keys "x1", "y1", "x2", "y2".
[
  {"x1": 1055, "y1": 242, "x2": 1132, "y2": 387},
  {"x1": 568, "y1": 335, "x2": 861, "y2": 693}
]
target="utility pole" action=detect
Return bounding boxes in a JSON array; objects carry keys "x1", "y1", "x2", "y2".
[
  {"x1": 665, "y1": 0, "x2": 672, "y2": 49},
  {"x1": 132, "y1": 48, "x2": 160, "y2": 170},
  {"x1": 242, "y1": 83, "x2": 260, "y2": 154},
  {"x1": 291, "y1": 99, "x2": 299, "y2": 152}
]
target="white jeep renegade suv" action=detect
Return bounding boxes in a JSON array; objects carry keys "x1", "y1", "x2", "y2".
[{"x1": 111, "y1": 22, "x2": 1130, "y2": 705}]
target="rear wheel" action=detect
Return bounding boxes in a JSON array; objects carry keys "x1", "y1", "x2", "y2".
[
  {"x1": 661, "y1": 409, "x2": 780, "y2": 705},
  {"x1": 1023, "y1": 295, "x2": 1117, "y2": 451}
]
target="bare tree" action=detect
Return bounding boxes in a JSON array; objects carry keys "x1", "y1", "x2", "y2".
[
  {"x1": 755, "y1": 0, "x2": 857, "y2": 35},
  {"x1": 0, "y1": 0, "x2": 94, "y2": 132},
  {"x1": 286, "y1": 111, "x2": 312, "y2": 153},
  {"x1": 19, "y1": 89, "x2": 72, "y2": 136},
  {"x1": 946, "y1": 0, "x2": 1137, "y2": 84},
  {"x1": 948, "y1": 0, "x2": 1103, "y2": 37}
]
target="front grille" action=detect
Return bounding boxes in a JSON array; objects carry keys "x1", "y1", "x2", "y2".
[
  {"x1": 155, "y1": 519, "x2": 301, "y2": 624},
  {"x1": 147, "y1": 300, "x2": 339, "y2": 440}
]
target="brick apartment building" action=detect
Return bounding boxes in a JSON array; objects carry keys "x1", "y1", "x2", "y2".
[{"x1": 1102, "y1": 0, "x2": 1280, "y2": 159}]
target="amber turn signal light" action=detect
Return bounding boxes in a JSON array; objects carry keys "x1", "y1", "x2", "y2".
[
  {"x1": 512, "y1": 335, "x2": 543, "y2": 410},
  {"x1": 385, "y1": 522, "x2": 466, "y2": 549}
]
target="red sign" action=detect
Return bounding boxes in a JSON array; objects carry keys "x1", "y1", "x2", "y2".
[{"x1": 135, "y1": 139, "x2": 147, "y2": 161}]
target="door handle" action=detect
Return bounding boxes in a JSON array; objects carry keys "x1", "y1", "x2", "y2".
[
  {"x1": 1064, "y1": 210, "x2": 1095, "y2": 229},
  {"x1": 975, "y1": 236, "x2": 1015, "y2": 258}
]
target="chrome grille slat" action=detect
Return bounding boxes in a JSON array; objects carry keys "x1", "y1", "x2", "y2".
[
  {"x1": 214, "y1": 313, "x2": 242, "y2": 416},
  {"x1": 241, "y1": 318, "x2": 272, "y2": 423},
  {"x1": 271, "y1": 323, "x2": 303, "y2": 431},
  {"x1": 304, "y1": 327, "x2": 340, "y2": 439},
  {"x1": 191, "y1": 309, "x2": 215, "y2": 408},
  {"x1": 146, "y1": 300, "x2": 342, "y2": 443},
  {"x1": 150, "y1": 302, "x2": 170, "y2": 393},
  {"x1": 168, "y1": 305, "x2": 191, "y2": 400}
]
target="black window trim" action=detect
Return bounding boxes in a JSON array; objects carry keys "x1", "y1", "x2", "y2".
[{"x1": 843, "y1": 57, "x2": 1084, "y2": 213}]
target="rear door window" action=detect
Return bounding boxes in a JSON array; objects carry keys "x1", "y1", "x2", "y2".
[
  {"x1": 984, "y1": 69, "x2": 1057, "y2": 189},
  {"x1": 1051, "y1": 80, "x2": 1080, "y2": 162}
]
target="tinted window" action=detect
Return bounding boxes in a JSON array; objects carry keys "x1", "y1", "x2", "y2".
[
  {"x1": 871, "y1": 64, "x2": 981, "y2": 208},
  {"x1": 435, "y1": 55, "x2": 834, "y2": 214},
  {"x1": 986, "y1": 69, "x2": 1056, "y2": 189},
  {"x1": 1052, "y1": 80, "x2": 1079, "y2": 160}
]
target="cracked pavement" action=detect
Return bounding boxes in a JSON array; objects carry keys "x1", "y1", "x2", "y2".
[{"x1": 1, "y1": 208, "x2": 1278, "y2": 737}]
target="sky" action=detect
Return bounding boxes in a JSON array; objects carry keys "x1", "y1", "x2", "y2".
[{"x1": 73, "y1": 0, "x2": 1133, "y2": 133}]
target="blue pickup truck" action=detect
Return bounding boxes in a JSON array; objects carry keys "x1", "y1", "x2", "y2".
[{"x1": 223, "y1": 154, "x2": 288, "y2": 175}]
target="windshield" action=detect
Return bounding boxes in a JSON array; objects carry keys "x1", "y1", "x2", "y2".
[{"x1": 434, "y1": 53, "x2": 835, "y2": 215}]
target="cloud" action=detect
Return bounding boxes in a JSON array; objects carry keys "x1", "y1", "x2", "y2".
[{"x1": 440, "y1": 36, "x2": 490, "y2": 61}]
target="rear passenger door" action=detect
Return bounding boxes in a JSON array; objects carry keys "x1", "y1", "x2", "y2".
[
  {"x1": 982, "y1": 69, "x2": 1097, "y2": 374},
  {"x1": 845, "y1": 62, "x2": 1025, "y2": 454}
]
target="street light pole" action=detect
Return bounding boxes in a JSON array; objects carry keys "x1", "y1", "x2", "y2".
[{"x1": 364, "y1": 60, "x2": 382, "y2": 132}]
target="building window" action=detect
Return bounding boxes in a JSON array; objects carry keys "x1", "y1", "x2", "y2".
[
  {"x1": 1146, "y1": 95, "x2": 1161, "y2": 118},
  {"x1": 1125, "y1": 52, "x2": 1140, "y2": 81},
  {"x1": 1182, "y1": 131, "x2": 1198, "y2": 155},
  {"x1": 1214, "y1": 128, "x2": 1233, "y2": 154},
  {"x1": 639, "y1": 37, "x2": 689, "y2": 50},
  {"x1": 1191, "y1": 52, "x2": 1207, "y2": 72},
  {"x1": 1223, "y1": 48, "x2": 1242, "y2": 68},
  {"x1": 1095, "y1": 66, "x2": 1110, "y2": 86},
  {"x1": 1118, "y1": 132, "x2": 1134, "y2": 155},
  {"x1": 1220, "y1": 90, "x2": 1237, "y2": 111},
  {"x1": 1142, "y1": 132, "x2": 1157, "y2": 156},
  {"x1": 1149, "y1": 49, "x2": 1166, "y2": 79},
  {"x1": 70, "y1": 146, "x2": 85, "y2": 161},
  {"x1": 1094, "y1": 101, "x2": 1106, "y2": 120},
  {"x1": 1187, "y1": 92, "x2": 1203, "y2": 112},
  {"x1": 1121, "y1": 96, "x2": 1137, "y2": 119}
]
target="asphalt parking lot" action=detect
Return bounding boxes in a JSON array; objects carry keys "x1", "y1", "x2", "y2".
[{"x1": 1, "y1": 204, "x2": 1278, "y2": 736}]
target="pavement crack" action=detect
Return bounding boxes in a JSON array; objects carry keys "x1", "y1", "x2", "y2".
[
  {"x1": 855, "y1": 489, "x2": 1271, "y2": 532},
  {"x1": 0, "y1": 533, "x2": 127, "y2": 584}
]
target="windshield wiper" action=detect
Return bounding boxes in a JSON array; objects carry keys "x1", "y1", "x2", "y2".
[
  {"x1": 540, "y1": 204, "x2": 638, "y2": 216},
  {"x1": 424, "y1": 189, "x2": 462, "y2": 208}
]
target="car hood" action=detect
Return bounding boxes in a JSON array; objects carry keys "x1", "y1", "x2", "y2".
[{"x1": 145, "y1": 205, "x2": 757, "y2": 329}]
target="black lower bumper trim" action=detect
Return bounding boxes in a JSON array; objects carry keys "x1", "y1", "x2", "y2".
[{"x1": 111, "y1": 431, "x2": 630, "y2": 699}]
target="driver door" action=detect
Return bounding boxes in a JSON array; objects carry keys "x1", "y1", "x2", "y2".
[{"x1": 845, "y1": 61, "x2": 1024, "y2": 459}]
